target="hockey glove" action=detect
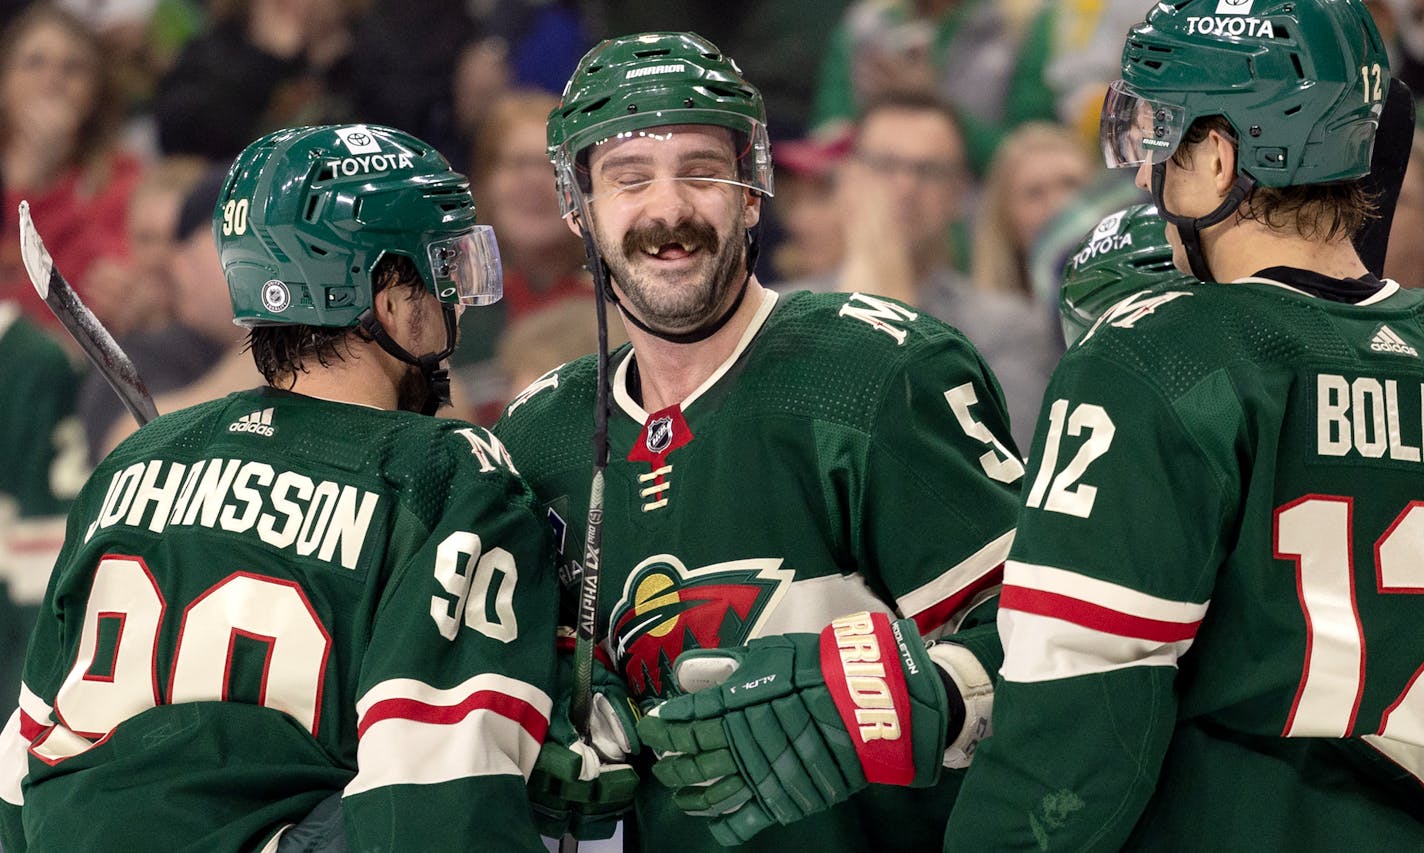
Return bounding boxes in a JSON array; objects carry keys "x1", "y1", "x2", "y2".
[
  {"x1": 528, "y1": 636, "x2": 642, "y2": 841},
  {"x1": 638, "y1": 612, "x2": 990, "y2": 846}
]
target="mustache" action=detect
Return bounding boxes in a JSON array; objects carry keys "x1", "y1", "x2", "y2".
[{"x1": 622, "y1": 220, "x2": 720, "y2": 259}]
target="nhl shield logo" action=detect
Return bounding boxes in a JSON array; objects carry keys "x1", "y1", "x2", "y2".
[
  {"x1": 646, "y1": 415, "x2": 674, "y2": 454},
  {"x1": 261, "y1": 279, "x2": 291, "y2": 312}
]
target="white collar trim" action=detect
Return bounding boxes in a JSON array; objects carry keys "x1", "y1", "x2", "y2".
[{"x1": 612, "y1": 287, "x2": 779, "y2": 422}]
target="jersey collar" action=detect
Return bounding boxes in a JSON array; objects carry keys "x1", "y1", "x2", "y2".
[{"x1": 612, "y1": 287, "x2": 779, "y2": 423}]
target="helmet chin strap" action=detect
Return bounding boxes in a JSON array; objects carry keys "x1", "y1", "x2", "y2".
[
  {"x1": 603, "y1": 228, "x2": 760, "y2": 345},
  {"x1": 357, "y1": 302, "x2": 458, "y2": 416},
  {"x1": 1151, "y1": 162, "x2": 1255, "y2": 283}
]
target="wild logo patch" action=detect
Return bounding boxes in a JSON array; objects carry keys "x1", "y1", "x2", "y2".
[{"x1": 609, "y1": 555, "x2": 792, "y2": 700}]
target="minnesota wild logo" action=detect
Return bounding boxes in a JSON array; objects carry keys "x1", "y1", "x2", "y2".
[{"x1": 609, "y1": 555, "x2": 793, "y2": 700}]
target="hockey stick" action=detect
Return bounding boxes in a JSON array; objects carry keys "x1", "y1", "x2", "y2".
[
  {"x1": 19, "y1": 200, "x2": 158, "y2": 426},
  {"x1": 1355, "y1": 77, "x2": 1415, "y2": 277},
  {"x1": 559, "y1": 227, "x2": 614, "y2": 853}
]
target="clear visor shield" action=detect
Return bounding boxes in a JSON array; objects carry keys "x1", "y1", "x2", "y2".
[
  {"x1": 427, "y1": 225, "x2": 503, "y2": 306},
  {"x1": 1100, "y1": 80, "x2": 1187, "y2": 169},
  {"x1": 555, "y1": 119, "x2": 774, "y2": 219}
]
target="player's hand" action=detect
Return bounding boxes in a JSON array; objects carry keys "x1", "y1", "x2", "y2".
[
  {"x1": 528, "y1": 634, "x2": 642, "y2": 841},
  {"x1": 637, "y1": 612, "x2": 966, "y2": 846}
]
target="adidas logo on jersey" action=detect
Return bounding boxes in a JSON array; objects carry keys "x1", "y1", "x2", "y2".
[
  {"x1": 1370, "y1": 325, "x2": 1419, "y2": 357},
  {"x1": 229, "y1": 407, "x2": 275, "y2": 436}
]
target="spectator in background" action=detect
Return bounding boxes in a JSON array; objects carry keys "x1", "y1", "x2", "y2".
[
  {"x1": 1043, "y1": 3, "x2": 1151, "y2": 148},
  {"x1": 832, "y1": 93, "x2": 1057, "y2": 448},
  {"x1": 766, "y1": 131, "x2": 851, "y2": 284},
  {"x1": 79, "y1": 166, "x2": 263, "y2": 462},
  {"x1": 497, "y1": 296, "x2": 628, "y2": 403},
  {"x1": 591, "y1": 0, "x2": 854, "y2": 138},
  {"x1": 451, "y1": 89, "x2": 596, "y2": 423},
  {"x1": 971, "y1": 122, "x2": 1096, "y2": 305},
  {"x1": 82, "y1": 155, "x2": 207, "y2": 339},
  {"x1": 0, "y1": 3, "x2": 143, "y2": 333},
  {"x1": 153, "y1": 0, "x2": 359, "y2": 160},
  {"x1": 349, "y1": 0, "x2": 587, "y2": 175},
  {"x1": 810, "y1": 0, "x2": 1055, "y2": 175}
]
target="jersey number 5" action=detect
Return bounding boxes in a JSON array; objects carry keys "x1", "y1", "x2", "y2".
[{"x1": 34, "y1": 555, "x2": 331, "y2": 764}]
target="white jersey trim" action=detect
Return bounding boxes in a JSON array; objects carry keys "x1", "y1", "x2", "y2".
[
  {"x1": 612, "y1": 287, "x2": 779, "y2": 422},
  {"x1": 998, "y1": 608, "x2": 1196, "y2": 683},
  {"x1": 1004, "y1": 561, "x2": 1209, "y2": 624},
  {"x1": 1233, "y1": 276, "x2": 1402, "y2": 306},
  {"x1": 1, "y1": 684, "x2": 50, "y2": 806},
  {"x1": 347, "y1": 673, "x2": 551, "y2": 795},
  {"x1": 898, "y1": 529, "x2": 1013, "y2": 636},
  {"x1": 1362, "y1": 733, "x2": 1424, "y2": 787},
  {"x1": 754, "y1": 571, "x2": 891, "y2": 637}
]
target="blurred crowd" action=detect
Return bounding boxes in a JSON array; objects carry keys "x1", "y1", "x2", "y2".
[{"x1": 2, "y1": 0, "x2": 1424, "y2": 697}]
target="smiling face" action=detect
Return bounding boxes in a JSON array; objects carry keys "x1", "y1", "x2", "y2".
[{"x1": 576, "y1": 124, "x2": 761, "y2": 334}]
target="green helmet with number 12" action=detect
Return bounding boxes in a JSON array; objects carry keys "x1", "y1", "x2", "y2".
[{"x1": 1101, "y1": 0, "x2": 1388, "y2": 188}]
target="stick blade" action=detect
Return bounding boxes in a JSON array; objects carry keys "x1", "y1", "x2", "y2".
[{"x1": 18, "y1": 200, "x2": 54, "y2": 301}]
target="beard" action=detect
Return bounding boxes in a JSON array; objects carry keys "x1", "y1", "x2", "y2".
[
  {"x1": 599, "y1": 217, "x2": 745, "y2": 333},
  {"x1": 396, "y1": 363, "x2": 433, "y2": 414}
]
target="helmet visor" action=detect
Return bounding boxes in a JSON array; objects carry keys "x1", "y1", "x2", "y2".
[
  {"x1": 554, "y1": 116, "x2": 774, "y2": 217},
  {"x1": 1100, "y1": 80, "x2": 1188, "y2": 169},
  {"x1": 427, "y1": 225, "x2": 503, "y2": 306}
]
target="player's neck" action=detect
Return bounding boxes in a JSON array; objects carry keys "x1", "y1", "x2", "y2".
[
  {"x1": 1208, "y1": 219, "x2": 1368, "y2": 283},
  {"x1": 624, "y1": 278, "x2": 767, "y2": 413},
  {"x1": 279, "y1": 342, "x2": 400, "y2": 411}
]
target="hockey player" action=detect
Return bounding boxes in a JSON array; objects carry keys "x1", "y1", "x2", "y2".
[
  {"x1": 1057, "y1": 203, "x2": 1192, "y2": 345},
  {"x1": 494, "y1": 31, "x2": 1025, "y2": 851},
  {"x1": 640, "y1": 0, "x2": 1424, "y2": 849},
  {"x1": 0, "y1": 124, "x2": 557, "y2": 851}
]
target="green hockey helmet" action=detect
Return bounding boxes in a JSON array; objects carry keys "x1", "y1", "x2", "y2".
[
  {"x1": 1101, "y1": 0, "x2": 1388, "y2": 187},
  {"x1": 219, "y1": 124, "x2": 502, "y2": 328},
  {"x1": 1060, "y1": 204, "x2": 1194, "y2": 345},
  {"x1": 547, "y1": 31, "x2": 774, "y2": 217}
]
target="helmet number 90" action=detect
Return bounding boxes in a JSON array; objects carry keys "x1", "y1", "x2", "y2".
[
  {"x1": 1361, "y1": 63, "x2": 1384, "y2": 104},
  {"x1": 222, "y1": 198, "x2": 250, "y2": 236}
]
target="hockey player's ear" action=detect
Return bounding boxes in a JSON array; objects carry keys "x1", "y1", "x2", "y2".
[
  {"x1": 566, "y1": 210, "x2": 586, "y2": 239},
  {"x1": 1207, "y1": 129, "x2": 1239, "y2": 200},
  {"x1": 743, "y1": 188, "x2": 762, "y2": 229}
]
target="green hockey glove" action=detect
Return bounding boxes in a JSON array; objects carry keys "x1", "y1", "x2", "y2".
[
  {"x1": 528, "y1": 636, "x2": 642, "y2": 841},
  {"x1": 638, "y1": 612, "x2": 981, "y2": 846}
]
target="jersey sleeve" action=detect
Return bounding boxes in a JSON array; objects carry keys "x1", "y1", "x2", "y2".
[
  {"x1": 860, "y1": 335, "x2": 1024, "y2": 651},
  {"x1": 945, "y1": 348, "x2": 1236, "y2": 851},
  {"x1": 341, "y1": 425, "x2": 557, "y2": 853}
]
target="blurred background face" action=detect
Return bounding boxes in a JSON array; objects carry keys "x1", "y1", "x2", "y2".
[
  {"x1": 171, "y1": 228, "x2": 239, "y2": 342},
  {"x1": 126, "y1": 184, "x2": 185, "y2": 283},
  {"x1": 852, "y1": 107, "x2": 965, "y2": 254},
  {"x1": 2, "y1": 17, "x2": 98, "y2": 124},
  {"x1": 774, "y1": 172, "x2": 845, "y2": 280},
  {"x1": 484, "y1": 113, "x2": 568, "y2": 255},
  {"x1": 1004, "y1": 142, "x2": 1094, "y2": 252}
]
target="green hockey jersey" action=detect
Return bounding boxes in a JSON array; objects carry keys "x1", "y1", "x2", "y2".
[
  {"x1": 947, "y1": 275, "x2": 1424, "y2": 851},
  {"x1": 495, "y1": 289, "x2": 1024, "y2": 852},
  {"x1": 0, "y1": 388, "x2": 557, "y2": 852}
]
